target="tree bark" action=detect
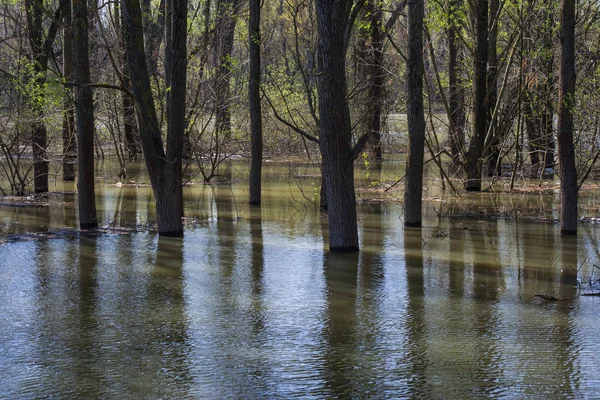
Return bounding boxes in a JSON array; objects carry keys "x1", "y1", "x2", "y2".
[
  {"x1": 122, "y1": 0, "x2": 186, "y2": 236},
  {"x1": 316, "y1": 0, "x2": 359, "y2": 252},
  {"x1": 72, "y1": 0, "x2": 98, "y2": 229},
  {"x1": 248, "y1": 0, "x2": 262, "y2": 205},
  {"x1": 557, "y1": 0, "x2": 577, "y2": 235},
  {"x1": 404, "y1": 0, "x2": 426, "y2": 227},
  {"x1": 465, "y1": 0, "x2": 489, "y2": 191}
]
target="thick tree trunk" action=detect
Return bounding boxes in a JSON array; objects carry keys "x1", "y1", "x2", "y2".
[
  {"x1": 448, "y1": 0, "x2": 465, "y2": 165},
  {"x1": 557, "y1": 0, "x2": 577, "y2": 235},
  {"x1": 72, "y1": 0, "x2": 98, "y2": 229},
  {"x1": 404, "y1": 0, "x2": 426, "y2": 227},
  {"x1": 62, "y1": 0, "x2": 75, "y2": 181},
  {"x1": 465, "y1": 0, "x2": 489, "y2": 191},
  {"x1": 248, "y1": 0, "x2": 262, "y2": 205},
  {"x1": 122, "y1": 0, "x2": 186, "y2": 236},
  {"x1": 316, "y1": 0, "x2": 359, "y2": 252}
]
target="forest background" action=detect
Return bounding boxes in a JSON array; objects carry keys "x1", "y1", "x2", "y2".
[{"x1": 0, "y1": 0, "x2": 595, "y2": 250}]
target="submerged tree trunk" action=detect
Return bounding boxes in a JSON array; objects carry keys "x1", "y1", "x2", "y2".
[
  {"x1": 123, "y1": 0, "x2": 187, "y2": 236},
  {"x1": 248, "y1": 0, "x2": 262, "y2": 205},
  {"x1": 316, "y1": 0, "x2": 359, "y2": 252},
  {"x1": 465, "y1": 0, "x2": 488, "y2": 191},
  {"x1": 557, "y1": 0, "x2": 577, "y2": 235},
  {"x1": 448, "y1": 0, "x2": 465, "y2": 165},
  {"x1": 404, "y1": 0, "x2": 426, "y2": 227},
  {"x1": 72, "y1": 0, "x2": 98, "y2": 229}
]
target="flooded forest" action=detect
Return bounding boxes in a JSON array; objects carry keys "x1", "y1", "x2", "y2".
[{"x1": 2, "y1": 0, "x2": 600, "y2": 397}]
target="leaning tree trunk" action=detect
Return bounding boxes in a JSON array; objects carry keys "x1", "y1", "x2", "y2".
[
  {"x1": 248, "y1": 0, "x2": 263, "y2": 205},
  {"x1": 404, "y1": 0, "x2": 426, "y2": 227},
  {"x1": 122, "y1": 0, "x2": 186, "y2": 236},
  {"x1": 72, "y1": 0, "x2": 98, "y2": 229},
  {"x1": 465, "y1": 0, "x2": 489, "y2": 191},
  {"x1": 316, "y1": 0, "x2": 359, "y2": 252},
  {"x1": 557, "y1": 0, "x2": 577, "y2": 235}
]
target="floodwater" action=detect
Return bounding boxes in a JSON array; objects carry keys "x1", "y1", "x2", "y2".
[{"x1": 1, "y1": 160, "x2": 600, "y2": 398}]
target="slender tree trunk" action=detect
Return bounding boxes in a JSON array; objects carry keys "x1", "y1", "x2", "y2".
[
  {"x1": 404, "y1": 0, "x2": 426, "y2": 227},
  {"x1": 557, "y1": 0, "x2": 577, "y2": 235},
  {"x1": 448, "y1": 0, "x2": 465, "y2": 165},
  {"x1": 72, "y1": 0, "x2": 98, "y2": 229},
  {"x1": 359, "y1": 0, "x2": 384, "y2": 160},
  {"x1": 248, "y1": 0, "x2": 262, "y2": 205},
  {"x1": 486, "y1": 0, "x2": 500, "y2": 177},
  {"x1": 465, "y1": 0, "x2": 488, "y2": 191},
  {"x1": 62, "y1": 0, "x2": 75, "y2": 181},
  {"x1": 316, "y1": 0, "x2": 359, "y2": 252},
  {"x1": 118, "y1": 4, "x2": 139, "y2": 160},
  {"x1": 123, "y1": 0, "x2": 186, "y2": 236},
  {"x1": 214, "y1": 0, "x2": 240, "y2": 141},
  {"x1": 542, "y1": 0, "x2": 556, "y2": 175}
]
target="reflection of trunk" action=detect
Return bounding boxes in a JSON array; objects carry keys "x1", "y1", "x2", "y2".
[
  {"x1": 62, "y1": 0, "x2": 76, "y2": 181},
  {"x1": 486, "y1": 0, "x2": 500, "y2": 177},
  {"x1": 323, "y1": 252, "x2": 359, "y2": 393},
  {"x1": 248, "y1": 0, "x2": 262, "y2": 205},
  {"x1": 448, "y1": 0, "x2": 465, "y2": 164},
  {"x1": 557, "y1": 0, "x2": 577, "y2": 235},
  {"x1": 404, "y1": 0, "x2": 426, "y2": 227},
  {"x1": 123, "y1": 0, "x2": 187, "y2": 236},
  {"x1": 403, "y1": 229, "x2": 432, "y2": 396},
  {"x1": 465, "y1": 0, "x2": 488, "y2": 191},
  {"x1": 315, "y1": 0, "x2": 358, "y2": 251},
  {"x1": 73, "y1": 0, "x2": 98, "y2": 229},
  {"x1": 214, "y1": 0, "x2": 240, "y2": 141}
]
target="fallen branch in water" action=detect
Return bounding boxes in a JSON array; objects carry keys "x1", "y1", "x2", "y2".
[{"x1": 535, "y1": 294, "x2": 577, "y2": 301}]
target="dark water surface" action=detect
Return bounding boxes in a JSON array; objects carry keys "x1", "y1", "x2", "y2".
[{"x1": 1, "y1": 161, "x2": 600, "y2": 398}]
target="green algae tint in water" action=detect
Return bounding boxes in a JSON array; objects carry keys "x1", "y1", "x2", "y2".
[{"x1": 1, "y1": 160, "x2": 600, "y2": 398}]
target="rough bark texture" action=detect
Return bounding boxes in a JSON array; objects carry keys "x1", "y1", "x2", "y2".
[
  {"x1": 557, "y1": 0, "x2": 577, "y2": 235},
  {"x1": 248, "y1": 0, "x2": 263, "y2": 205},
  {"x1": 62, "y1": 0, "x2": 76, "y2": 181},
  {"x1": 72, "y1": 0, "x2": 98, "y2": 229},
  {"x1": 316, "y1": 0, "x2": 359, "y2": 252},
  {"x1": 465, "y1": 0, "x2": 489, "y2": 191},
  {"x1": 404, "y1": 0, "x2": 426, "y2": 228},
  {"x1": 123, "y1": 0, "x2": 186, "y2": 236},
  {"x1": 448, "y1": 0, "x2": 465, "y2": 165}
]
